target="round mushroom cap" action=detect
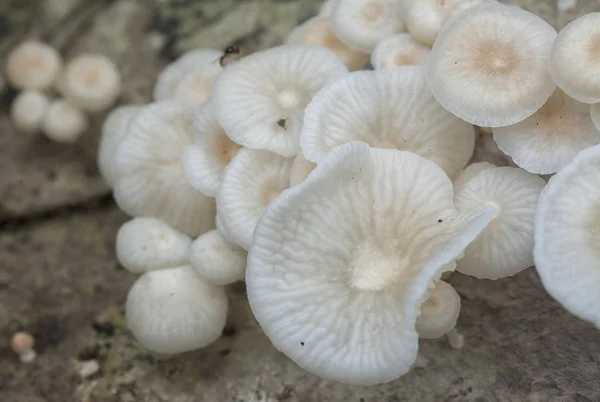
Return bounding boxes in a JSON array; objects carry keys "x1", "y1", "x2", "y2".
[
  {"x1": 181, "y1": 101, "x2": 241, "y2": 197},
  {"x1": 154, "y1": 49, "x2": 223, "y2": 105},
  {"x1": 534, "y1": 144, "x2": 600, "y2": 327},
  {"x1": 217, "y1": 148, "x2": 293, "y2": 250},
  {"x1": 60, "y1": 54, "x2": 121, "y2": 113},
  {"x1": 125, "y1": 265, "x2": 228, "y2": 354},
  {"x1": 113, "y1": 101, "x2": 216, "y2": 237},
  {"x1": 426, "y1": 3, "x2": 557, "y2": 127},
  {"x1": 405, "y1": 0, "x2": 464, "y2": 47},
  {"x1": 246, "y1": 142, "x2": 495, "y2": 385},
  {"x1": 415, "y1": 280, "x2": 461, "y2": 339},
  {"x1": 41, "y1": 99, "x2": 88, "y2": 143},
  {"x1": 97, "y1": 105, "x2": 142, "y2": 187},
  {"x1": 6, "y1": 40, "x2": 62, "y2": 91},
  {"x1": 116, "y1": 217, "x2": 192, "y2": 274},
  {"x1": 549, "y1": 13, "x2": 600, "y2": 104},
  {"x1": 300, "y1": 67, "x2": 474, "y2": 178},
  {"x1": 492, "y1": 89, "x2": 600, "y2": 174},
  {"x1": 189, "y1": 229, "x2": 247, "y2": 286},
  {"x1": 454, "y1": 166, "x2": 546, "y2": 279},
  {"x1": 591, "y1": 103, "x2": 600, "y2": 132},
  {"x1": 332, "y1": 0, "x2": 405, "y2": 53},
  {"x1": 212, "y1": 45, "x2": 348, "y2": 157},
  {"x1": 10, "y1": 90, "x2": 50, "y2": 134},
  {"x1": 370, "y1": 34, "x2": 430, "y2": 69},
  {"x1": 285, "y1": 17, "x2": 368, "y2": 71},
  {"x1": 289, "y1": 152, "x2": 317, "y2": 187},
  {"x1": 453, "y1": 161, "x2": 496, "y2": 189}
]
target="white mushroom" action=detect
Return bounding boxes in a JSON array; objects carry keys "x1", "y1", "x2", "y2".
[
  {"x1": 370, "y1": 34, "x2": 430, "y2": 69},
  {"x1": 97, "y1": 105, "x2": 142, "y2": 187},
  {"x1": 301, "y1": 67, "x2": 474, "y2": 178},
  {"x1": 189, "y1": 229, "x2": 247, "y2": 286},
  {"x1": 212, "y1": 45, "x2": 348, "y2": 157},
  {"x1": 217, "y1": 148, "x2": 293, "y2": 250},
  {"x1": 246, "y1": 142, "x2": 495, "y2": 385},
  {"x1": 441, "y1": 0, "x2": 496, "y2": 27},
  {"x1": 116, "y1": 217, "x2": 192, "y2": 274},
  {"x1": 289, "y1": 152, "x2": 317, "y2": 187},
  {"x1": 10, "y1": 90, "x2": 50, "y2": 134},
  {"x1": 415, "y1": 280, "x2": 461, "y2": 341},
  {"x1": 452, "y1": 161, "x2": 496, "y2": 189},
  {"x1": 113, "y1": 101, "x2": 216, "y2": 237},
  {"x1": 405, "y1": 0, "x2": 464, "y2": 47},
  {"x1": 454, "y1": 166, "x2": 546, "y2": 279},
  {"x1": 6, "y1": 40, "x2": 62, "y2": 91},
  {"x1": 41, "y1": 99, "x2": 88, "y2": 143},
  {"x1": 426, "y1": 3, "x2": 557, "y2": 127},
  {"x1": 154, "y1": 49, "x2": 223, "y2": 105},
  {"x1": 492, "y1": 89, "x2": 600, "y2": 174},
  {"x1": 181, "y1": 101, "x2": 241, "y2": 197},
  {"x1": 126, "y1": 265, "x2": 227, "y2": 354}
]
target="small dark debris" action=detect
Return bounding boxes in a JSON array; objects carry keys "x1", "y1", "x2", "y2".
[
  {"x1": 222, "y1": 324, "x2": 237, "y2": 337},
  {"x1": 300, "y1": 342, "x2": 304, "y2": 346},
  {"x1": 438, "y1": 219, "x2": 443, "y2": 223},
  {"x1": 92, "y1": 321, "x2": 115, "y2": 336},
  {"x1": 219, "y1": 348, "x2": 231, "y2": 356},
  {"x1": 277, "y1": 118, "x2": 287, "y2": 129}
]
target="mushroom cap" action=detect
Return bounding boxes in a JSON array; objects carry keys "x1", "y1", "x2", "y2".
[
  {"x1": 97, "y1": 105, "x2": 142, "y2": 187},
  {"x1": 492, "y1": 89, "x2": 600, "y2": 174},
  {"x1": 153, "y1": 49, "x2": 223, "y2": 105},
  {"x1": 217, "y1": 148, "x2": 293, "y2": 250},
  {"x1": 189, "y1": 229, "x2": 247, "y2": 286},
  {"x1": 452, "y1": 161, "x2": 496, "y2": 189},
  {"x1": 289, "y1": 152, "x2": 317, "y2": 187},
  {"x1": 534, "y1": 144, "x2": 600, "y2": 327},
  {"x1": 41, "y1": 99, "x2": 88, "y2": 143},
  {"x1": 212, "y1": 45, "x2": 348, "y2": 157},
  {"x1": 441, "y1": 0, "x2": 497, "y2": 27},
  {"x1": 426, "y1": 3, "x2": 557, "y2": 127},
  {"x1": 591, "y1": 103, "x2": 600, "y2": 132},
  {"x1": 116, "y1": 217, "x2": 192, "y2": 274},
  {"x1": 125, "y1": 265, "x2": 228, "y2": 354},
  {"x1": 6, "y1": 40, "x2": 62, "y2": 91},
  {"x1": 181, "y1": 101, "x2": 241, "y2": 197},
  {"x1": 370, "y1": 34, "x2": 430, "y2": 69},
  {"x1": 300, "y1": 67, "x2": 474, "y2": 178},
  {"x1": 60, "y1": 54, "x2": 121, "y2": 112},
  {"x1": 405, "y1": 0, "x2": 463, "y2": 47},
  {"x1": 113, "y1": 101, "x2": 216, "y2": 237},
  {"x1": 415, "y1": 280, "x2": 461, "y2": 339},
  {"x1": 246, "y1": 142, "x2": 495, "y2": 385},
  {"x1": 332, "y1": 0, "x2": 405, "y2": 53},
  {"x1": 285, "y1": 17, "x2": 368, "y2": 71},
  {"x1": 454, "y1": 166, "x2": 546, "y2": 279},
  {"x1": 10, "y1": 90, "x2": 50, "y2": 134},
  {"x1": 549, "y1": 13, "x2": 600, "y2": 104}
]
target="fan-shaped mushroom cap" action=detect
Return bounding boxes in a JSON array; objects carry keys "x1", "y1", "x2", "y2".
[
  {"x1": 405, "y1": 0, "x2": 465, "y2": 47},
  {"x1": 415, "y1": 280, "x2": 461, "y2": 339},
  {"x1": 452, "y1": 161, "x2": 496, "y2": 189},
  {"x1": 454, "y1": 166, "x2": 546, "y2": 279},
  {"x1": 116, "y1": 217, "x2": 192, "y2": 274},
  {"x1": 246, "y1": 142, "x2": 495, "y2": 385},
  {"x1": 189, "y1": 229, "x2": 247, "y2": 286},
  {"x1": 492, "y1": 89, "x2": 600, "y2": 174},
  {"x1": 332, "y1": 0, "x2": 405, "y2": 53},
  {"x1": 371, "y1": 34, "x2": 430, "y2": 69},
  {"x1": 217, "y1": 148, "x2": 293, "y2": 250},
  {"x1": 113, "y1": 101, "x2": 216, "y2": 237},
  {"x1": 213, "y1": 45, "x2": 348, "y2": 157},
  {"x1": 154, "y1": 49, "x2": 223, "y2": 105},
  {"x1": 534, "y1": 144, "x2": 600, "y2": 327},
  {"x1": 301, "y1": 68, "x2": 474, "y2": 178},
  {"x1": 286, "y1": 17, "x2": 368, "y2": 71},
  {"x1": 441, "y1": 0, "x2": 496, "y2": 27},
  {"x1": 181, "y1": 102, "x2": 241, "y2": 197},
  {"x1": 289, "y1": 153, "x2": 317, "y2": 187},
  {"x1": 592, "y1": 103, "x2": 600, "y2": 132},
  {"x1": 41, "y1": 99, "x2": 88, "y2": 143},
  {"x1": 98, "y1": 105, "x2": 142, "y2": 187},
  {"x1": 6, "y1": 40, "x2": 62, "y2": 91},
  {"x1": 549, "y1": 13, "x2": 600, "y2": 104},
  {"x1": 126, "y1": 265, "x2": 227, "y2": 354},
  {"x1": 427, "y1": 4, "x2": 557, "y2": 127},
  {"x1": 10, "y1": 90, "x2": 50, "y2": 134}
]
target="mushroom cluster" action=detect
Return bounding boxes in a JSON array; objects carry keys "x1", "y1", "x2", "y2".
[
  {"x1": 98, "y1": 0, "x2": 600, "y2": 386},
  {"x1": 5, "y1": 40, "x2": 121, "y2": 142}
]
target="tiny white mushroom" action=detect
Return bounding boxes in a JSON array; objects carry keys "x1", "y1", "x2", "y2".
[
  {"x1": 6, "y1": 40, "x2": 62, "y2": 91},
  {"x1": 10, "y1": 90, "x2": 50, "y2": 134},
  {"x1": 416, "y1": 280, "x2": 461, "y2": 340},
  {"x1": 289, "y1": 152, "x2": 317, "y2": 187},
  {"x1": 41, "y1": 99, "x2": 88, "y2": 143},
  {"x1": 405, "y1": 0, "x2": 464, "y2": 47},
  {"x1": 11, "y1": 332, "x2": 36, "y2": 363},
  {"x1": 213, "y1": 45, "x2": 348, "y2": 157},
  {"x1": 370, "y1": 34, "x2": 430, "y2": 69},
  {"x1": 126, "y1": 265, "x2": 228, "y2": 354},
  {"x1": 116, "y1": 217, "x2": 192, "y2": 274},
  {"x1": 189, "y1": 229, "x2": 247, "y2": 285}
]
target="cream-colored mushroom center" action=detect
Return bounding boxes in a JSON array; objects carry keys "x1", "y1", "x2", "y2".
[
  {"x1": 24, "y1": 57, "x2": 44, "y2": 71},
  {"x1": 394, "y1": 52, "x2": 415, "y2": 66},
  {"x1": 474, "y1": 41, "x2": 518, "y2": 76},
  {"x1": 277, "y1": 89, "x2": 301, "y2": 109},
  {"x1": 83, "y1": 68, "x2": 101, "y2": 86},
  {"x1": 361, "y1": 1, "x2": 384, "y2": 22},
  {"x1": 483, "y1": 200, "x2": 501, "y2": 220},
  {"x1": 214, "y1": 132, "x2": 241, "y2": 164},
  {"x1": 348, "y1": 242, "x2": 408, "y2": 291}
]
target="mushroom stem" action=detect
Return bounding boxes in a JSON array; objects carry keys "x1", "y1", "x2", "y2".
[
  {"x1": 447, "y1": 328, "x2": 464, "y2": 349},
  {"x1": 412, "y1": 353, "x2": 430, "y2": 369}
]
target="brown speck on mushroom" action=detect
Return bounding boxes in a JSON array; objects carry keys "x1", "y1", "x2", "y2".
[{"x1": 277, "y1": 118, "x2": 287, "y2": 129}]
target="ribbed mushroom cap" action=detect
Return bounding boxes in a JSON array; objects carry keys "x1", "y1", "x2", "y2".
[
  {"x1": 41, "y1": 99, "x2": 88, "y2": 143},
  {"x1": 10, "y1": 90, "x2": 50, "y2": 134},
  {"x1": 247, "y1": 142, "x2": 495, "y2": 385},
  {"x1": 6, "y1": 40, "x2": 62, "y2": 91},
  {"x1": 126, "y1": 265, "x2": 227, "y2": 354},
  {"x1": 534, "y1": 144, "x2": 600, "y2": 327},
  {"x1": 492, "y1": 89, "x2": 600, "y2": 174},
  {"x1": 370, "y1": 34, "x2": 430, "y2": 69},
  {"x1": 452, "y1": 161, "x2": 496, "y2": 189},
  {"x1": 415, "y1": 280, "x2": 461, "y2": 339},
  {"x1": 301, "y1": 67, "x2": 474, "y2": 178},
  {"x1": 113, "y1": 101, "x2": 216, "y2": 237},
  {"x1": 405, "y1": 0, "x2": 464, "y2": 47},
  {"x1": 289, "y1": 153, "x2": 317, "y2": 187},
  {"x1": 213, "y1": 45, "x2": 348, "y2": 157},
  {"x1": 549, "y1": 13, "x2": 600, "y2": 104},
  {"x1": 455, "y1": 166, "x2": 546, "y2": 279},
  {"x1": 189, "y1": 229, "x2": 247, "y2": 286},
  {"x1": 427, "y1": 3, "x2": 557, "y2": 127}
]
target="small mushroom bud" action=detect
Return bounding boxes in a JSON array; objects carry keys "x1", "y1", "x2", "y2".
[
  {"x1": 10, "y1": 90, "x2": 50, "y2": 134},
  {"x1": 6, "y1": 40, "x2": 62, "y2": 91},
  {"x1": 11, "y1": 332, "x2": 36, "y2": 363},
  {"x1": 42, "y1": 99, "x2": 88, "y2": 143},
  {"x1": 416, "y1": 280, "x2": 461, "y2": 340}
]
